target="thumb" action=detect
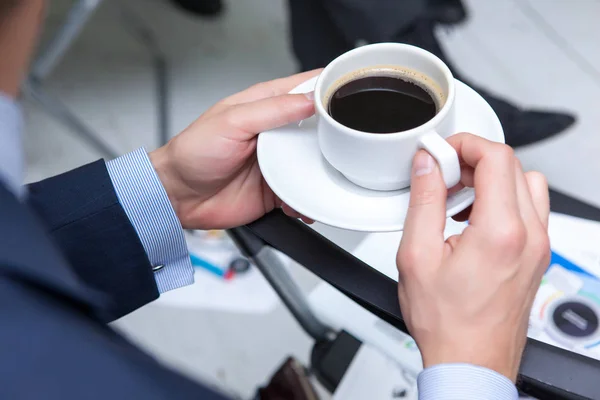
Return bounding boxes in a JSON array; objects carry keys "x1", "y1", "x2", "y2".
[
  {"x1": 223, "y1": 92, "x2": 315, "y2": 137},
  {"x1": 401, "y1": 150, "x2": 448, "y2": 253}
]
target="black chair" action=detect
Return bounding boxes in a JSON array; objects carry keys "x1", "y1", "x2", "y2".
[{"x1": 230, "y1": 188, "x2": 600, "y2": 399}]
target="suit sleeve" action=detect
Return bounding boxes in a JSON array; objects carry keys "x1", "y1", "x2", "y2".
[
  {"x1": 0, "y1": 270, "x2": 228, "y2": 400},
  {"x1": 0, "y1": 182, "x2": 227, "y2": 398},
  {"x1": 26, "y1": 159, "x2": 160, "y2": 321}
]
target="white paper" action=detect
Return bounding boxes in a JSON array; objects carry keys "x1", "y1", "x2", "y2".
[
  {"x1": 156, "y1": 266, "x2": 283, "y2": 313},
  {"x1": 155, "y1": 231, "x2": 286, "y2": 314}
]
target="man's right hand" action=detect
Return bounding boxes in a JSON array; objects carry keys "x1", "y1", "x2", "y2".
[{"x1": 396, "y1": 133, "x2": 551, "y2": 381}]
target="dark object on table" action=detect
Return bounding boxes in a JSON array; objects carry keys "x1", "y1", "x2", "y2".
[
  {"x1": 257, "y1": 357, "x2": 320, "y2": 400},
  {"x1": 169, "y1": 0, "x2": 224, "y2": 17},
  {"x1": 311, "y1": 331, "x2": 362, "y2": 393},
  {"x1": 229, "y1": 257, "x2": 251, "y2": 274}
]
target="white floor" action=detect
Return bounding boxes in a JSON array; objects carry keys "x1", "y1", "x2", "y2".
[{"x1": 24, "y1": 0, "x2": 600, "y2": 398}]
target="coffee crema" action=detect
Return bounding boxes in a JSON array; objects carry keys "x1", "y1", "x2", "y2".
[{"x1": 324, "y1": 66, "x2": 445, "y2": 134}]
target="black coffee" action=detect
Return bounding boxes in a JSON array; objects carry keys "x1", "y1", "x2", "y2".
[{"x1": 328, "y1": 74, "x2": 437, "y2": 133}]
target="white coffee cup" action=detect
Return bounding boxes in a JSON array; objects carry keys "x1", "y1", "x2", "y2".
[{"x1": 314, "y1": 43, "x2": 461, "y2": 191}]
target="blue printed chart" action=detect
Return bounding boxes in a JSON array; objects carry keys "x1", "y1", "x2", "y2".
[{"x1": 529, "y1": 213, "x2": 600, "y2": 360}]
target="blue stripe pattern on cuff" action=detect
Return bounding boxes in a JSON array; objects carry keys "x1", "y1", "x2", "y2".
[
  {"x1": 418, "y1": 363, "x2": 518, "y2": 400},
  {"x1": 106, "y1": 148, "x2": 194, "y2": 293}
]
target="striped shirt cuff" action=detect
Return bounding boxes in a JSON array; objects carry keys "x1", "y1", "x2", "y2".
[
  {"x1": 418, "y1": 364, "x2": 518, "y2": 400},
  {"x1": 106, "y1": 147, "x2": 194, "y2": 293}
]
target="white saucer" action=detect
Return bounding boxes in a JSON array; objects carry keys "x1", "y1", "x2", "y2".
[{"x1": 257, "y1": 76, "x2": 504, "y2": 232}]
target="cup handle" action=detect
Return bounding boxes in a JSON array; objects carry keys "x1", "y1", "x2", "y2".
[{"x1": 418, "y1": 132, "x2": 461, "y2": 188}]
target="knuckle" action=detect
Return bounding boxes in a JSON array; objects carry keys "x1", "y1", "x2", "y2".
[
  {"x1": 254, "y1": 81, "x2": 277, "y2": 97},
  {"x1": 397, "y1": 247, "x2": 416, "y2": 271},
  {"x1": 531, "y1": 232, "x2": 551, "y2": 262},
  {"x1": 277, "y1": 95, "x2": 307, "y2": 120},
  {"x1": 397, "y1": 246, "x2": 427, "y2": 274},
  {"x1": 223, "y1": 108, "x2": 241, "y2": 127},
  {"x1": 410, "y1": 188, "x2": 439, "y2": 207},
  {"x1": 449, "y1": 131, "x2": 470, "y2": 143},
  {"x1": 206, "y1": 100, "x2": 228, "y2": 116},
  {"x1": 526, "y1": 171, "x2": 548, "y2": 189},
  {"x1": 494, "y1": 144, "x2": 515, "y2": 162},
  {"x1": 492, "y1": 221, "x2": 527, "y2": 253},
  {"x1": 248, "y1": 81, "x2": 265, "y2": 92},
  {"x1": 215, "y1": 98, "x2": 228, "y2": 108},
  {"x1": 277, "y1": 95, "x2": 296, "y2": 110},
  {"x1": 514, "y1": 157, "x2": 523, "y2": 171}
]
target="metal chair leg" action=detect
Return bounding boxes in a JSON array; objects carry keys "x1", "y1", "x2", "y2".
[
  {"x1": 228, "y1": 226, "x2": 336, "y2": 342},
  {"x1": 26, "y1": 0, "x2": 171, "y2": 160},
  {"x1": 27, "y1": 0, "x2": 119, "y2": 158},
  {"x1": 23, "y1": 79, "x2": 119, "y2": 159},
  {"x1": 118, "y1": 5, "x2": 170, "y2": 146},
  {"x1": 31, "y1": 0, "x2": 105, "y2": 82}
]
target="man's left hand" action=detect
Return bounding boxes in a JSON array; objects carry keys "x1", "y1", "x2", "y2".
[{"x1": 149, "y1": 70, "x2": 320, "y2": 229}]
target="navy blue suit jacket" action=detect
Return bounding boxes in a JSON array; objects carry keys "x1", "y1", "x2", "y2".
[{"x1": 0, "y1": 160, "x2": 228, "y2": 399}]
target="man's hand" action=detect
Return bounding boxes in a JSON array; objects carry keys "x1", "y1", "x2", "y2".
[
  {"x1": 150, "y1": 70, "x2": 320, "y2": 229},
  {"x1": 396, "y1": 133, "x2": 551, "y2": 382}
]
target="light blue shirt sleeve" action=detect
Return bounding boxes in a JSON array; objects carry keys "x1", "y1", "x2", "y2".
[
  {"x1": 418, "y1": 363, "x2": 518, "y2": 400},
  {"x1": 106, "y1": 147, "x2": 194, "y2": 293},
  {"x1": 0, "y1": 93, "x2": 25, "y2": 198}
]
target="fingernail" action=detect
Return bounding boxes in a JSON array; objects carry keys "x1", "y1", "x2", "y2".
[
  {"x1": 413, "y1": 151, "x2": 434, "y2": 177},
  {"x1": 304, "y1": 91, "x2": 315, "y2": 101}
]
